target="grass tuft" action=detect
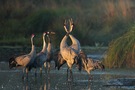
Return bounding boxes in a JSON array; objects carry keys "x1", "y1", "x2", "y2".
[{"x1": 103, "y1": 26, "x2": 135, "y2": 68}]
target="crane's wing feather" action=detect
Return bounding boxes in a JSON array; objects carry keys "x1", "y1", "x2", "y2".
[
  {"x1": 15, "y1": 54, "x2": 31, "y2": 66},
  {"x1": 34, "y1": 52, "x2": 47, "y2": 66}
]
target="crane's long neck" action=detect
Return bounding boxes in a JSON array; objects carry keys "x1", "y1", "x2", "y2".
[
  {"x1": 60, "y1": 35, "x2": 68, "y2": 49},
  {"x1": 69, "y1": 34, "x2": 81, "y2": 53},
  {"x1": 29, "y1": 36, "x2": 36, "y2": 55},
  {"x1": 47, "y1": 35, "x2": 52, "y2": 53},
  {"x1": 41, "y1": 35, "x2": 47, "y2": 53}
]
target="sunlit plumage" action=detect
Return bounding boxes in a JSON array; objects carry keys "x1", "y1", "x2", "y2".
[
  {"x1": 9, "y1": 34, "x2": 36, "y2": 79},
  {"x1": 79, "y1": 50, "x2": 105, "y2": 80},
  {"x1": 60, "y1": 19, "x2": 82, "y2": 81}
]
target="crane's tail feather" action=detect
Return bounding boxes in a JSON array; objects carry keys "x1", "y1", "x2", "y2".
[
  {"x1": 74, "y1": 56, "x2": 82, "y2": 71},
  {"x1": 9, "y1": 57, "x2": 17, "y2": 69}
]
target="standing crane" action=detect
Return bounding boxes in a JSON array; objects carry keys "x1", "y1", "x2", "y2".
[
  {"x1": 9, "y1": 34, "x2": 36, "y2": 80},
  {"x1": 64, "y1": 19, "x2": 81, "y2": 54},
  {"x1": 60, "y1": 19, "x2": 82, "y2": 81},
  {"x1": 45, "y1": 32, "x2": 55, "y2": 73},
  {"x1": 55, "y1": 19, "x2": 105, "y2": 81},
  {"x1": 29, "y1": 32, "x2": 48, "y2": 76},
  {"x1": 29, "y1": 32, "x2": 55, "y2": 76}
]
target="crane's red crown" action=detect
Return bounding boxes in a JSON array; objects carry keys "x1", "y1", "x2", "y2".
[{"x1": 31, "y1": 34, "x2": 35, "y2": 37}]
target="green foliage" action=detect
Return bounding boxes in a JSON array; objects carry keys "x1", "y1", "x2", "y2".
[
  {"x1": 0, "y1": 37, "x2": 28, "y2": 46},
  {"x1": 0, "y1": 0, "x2": 135, "y2": 47},
  {"x1": 23, "y1": 9, "x2": 56, "y2": 34},
  {"x1": 103, "y1": 26, "x2": 135, "y2": 68}
]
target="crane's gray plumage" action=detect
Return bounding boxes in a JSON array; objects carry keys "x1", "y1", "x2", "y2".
[
  {"x1": 29, "y1": 32, "x2": 55, "y2": 75},
  {"x1": 79, "y1": 50, "x2": 105, "y2": 80},
  {"x1": 69, "y1": 34, "x2": 81, "y2": 54},
  {"x1": 60, "y1": 19, "x2": 82, "y2": 81},
  {"x1": 28, "y1": 32, "x2": 48, "y2": 76},
  {"x1": 44, "y1": 32, "x2": 54, "y2": 72},
  {"x1": 9, "y1": 34, "x2": 36, "y2": 79},
  {"x1": 55, "y1": 49, "x2": 105, "y2": 81}
]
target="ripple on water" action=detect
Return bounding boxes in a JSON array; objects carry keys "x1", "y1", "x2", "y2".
[{"x1": 104, "y1": 78, "x2": 135, "y2": 90}]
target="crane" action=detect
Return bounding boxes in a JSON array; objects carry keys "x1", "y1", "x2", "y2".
[
  {"x1": 60, "y1": 19, "x2": 82, "y2": 81},
  {"x1": 79, "y1": 50, "x2": 105, "y2": 80},
  {"x1": 45, "y1": 32, "x2": 55, "y2": 73},
  {"x1": 9, "y1": 34, "x2": 36, "y2": 80},
  {"x1": 29, "y1": 32, "x2": 55, "y2": 76},
  {"x1": 28, "y1": 32, "x2": 48, "y2": 76}
]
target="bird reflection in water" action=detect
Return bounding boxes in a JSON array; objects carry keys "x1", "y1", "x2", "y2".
[
  {"x1": 88, "y1": 81, "x2": 92, "y2": 90},
  {"x1": 66, "y1": 81, "x2": 73, "y2": 90},
  {"x1": 23, "y1": 81, "x2": 31, "y2": 90},
  {"x1": 22, "y1": 74, "x2": 50, "y2": 90},
  {"x1": 39, "y1": 75, "x2": 50, "y2": 90}
]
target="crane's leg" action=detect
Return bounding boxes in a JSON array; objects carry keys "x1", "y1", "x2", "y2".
[
  {"x1": 48, "y1": 62, "x2": 51, "y2": 73},
  {"x1": 22, "y1": 68, "x2": 26, "y2": 80},
  {"x1": 67, "y1": 68, "x2": 69, "y2": 81},
  {"x1": 34, "y1": 68, "x2": 38, "y2": 81},
  {"x1": 47, "y1": 62, "x2": 51, "y2": 79},
  {"x1": 44, "y1": 62, "x2": 48, "y2": 74},
  {"x1": 88, "y1": 80, "x2": 92, "y2": 90},
  {"x1": 48, "y1": 78, "x2": 50, "y2": 90},
  {"x1": 88, "y1": 73, "x2": 92, "y2": 89},
  {"x1": 44, "y1": 62, "x2": 47, "y2": 68},
  {"x1": 88, "y1": 74, "x2": 92, "y2": 81},
  {"x1": 40, "y1": 67, "x2": 42, "y2": 76},
  {"x1": 34, "y1": 68, "x2": 37, "y2": 77},
  {"x1": 44, "y1": 75, "x2": 50, "y2": 90},
  {"x1": 70, "y1": 69, "x2": 73, "y2": 81},
  {"x1": 26, "y1": 68, "x2": 29, "y2": 81},
  {"x1": 67, "y1": 68, "x2": 73, "y2": 82}
]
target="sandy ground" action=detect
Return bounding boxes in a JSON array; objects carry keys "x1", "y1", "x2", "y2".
[{"x1": 0, "y1": 62, "x2": 135, "y2": 90}]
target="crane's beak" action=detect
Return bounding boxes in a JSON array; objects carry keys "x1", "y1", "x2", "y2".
[{"x1": 50, "y1": 32, "x2": 55, "y2": 34}]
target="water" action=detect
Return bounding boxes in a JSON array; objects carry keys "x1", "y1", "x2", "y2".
[
  {"x1": 0, "y1": 62, "x2": 135, "y2": 90},
  {"x1": 87, "y1": 54, "x2": 104, "y2": 60}
]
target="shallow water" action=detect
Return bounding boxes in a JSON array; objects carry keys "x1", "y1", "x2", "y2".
[{"x1": 1, "y1": 62, "x2": 135, "y2": 90}]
